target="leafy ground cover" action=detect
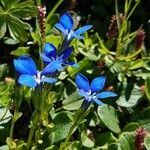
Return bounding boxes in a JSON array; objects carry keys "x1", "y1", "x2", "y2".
[{"x1": 0, "y1": 0, "x2": 150, "y2": 150}]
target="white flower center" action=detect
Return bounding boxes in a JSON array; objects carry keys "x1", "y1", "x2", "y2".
[
  {"x1": 67, "y1": 30, "x2": 74, "y2": 41},
  {"x1": 34, "y1": 71, "x2": 45, "y2": 84},
  {"x1": 87, "y1": 90, "x2": 97, "y2": 102}
]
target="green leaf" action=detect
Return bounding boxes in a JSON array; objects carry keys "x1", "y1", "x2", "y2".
[
  {"x1": 144, "y1": 135, "x2": 150, "y2": 150},
  {"x1": 0, "y1": 0, "x2": 36, "y2": 41},
  {"x1": 0, "y1": 108, "x2": 12, "y2": 127},
  {"x1": 7, "y1": 16, "x2": 29, "y2": 41},
  {"x1": 68, "y1": 59, "x2": 92, "y2": 77},
  {"x1": 95, "y1": 132, "x2": 117, "y2": 148},
  {"x1": 0, "y1": 21, "x2": 6, "y2": 38},
  {"x1": 108, "y1": 143, "x2": 118, "y2": 150},
  {"x1": 116, "y1": 83, "x2": 142, "y2": 107},
  {"x1": 48, "y1": 112, "x2": 72, "y2": 144},
  {"x1": 46, "y1": 35, "x2": 62, "y2": 48},
  {"x1": 97, "y1": 105, "x2": 121, "y2": 134},
  {"x1": 45, "y1": 145, "x2": 58, "y2": 150},
  {"x1": 110, "y1": 60, "x2": 127, "y2": 73},
  {"x1": 96, "y1": 33, "x2": 110, "y2": 55},
  {"x1": 117, "y1": 132, "x2": 135, "y2": 150},
  {"x1": 3, "y1": 37, "x2": 19, "y2": 45},
  {"x1": 0, "y1": 81, "x2": 14, "y2": 107},
  {"x1": 46, "y1": 14, "x2": 59, "y2": 34},
  {"x1": 46, "y1": 0, "x2": 63, "y2": 24},
  {"x1": 62, "y1": 91, "x2": 83, "y2": 110},
  {"x1": 10, "y1": 47, "x2": 29, "y2": 56},
  {"x1": 81, "y1": 131, "x2": 94, "y2": 148},
  {"x1": 14, "y1": 112, "x2": 22, "y2": 122},
  {"x1": 0, "y1": 145, "x2": 9, "y2": 150},
  {"x1": 123, "y1": 122, "x2": 140, "y2": 132},
  {"x1": 78, "y1": 48, "x2": 100, "y2": 61},
  {"x1": 68, "y1": 141, "x2": 81, "y2": 150},
  {"x1": 145, "y1": 77, "x2": 150, "y2": 101},
  {"x1": 0, "y1": 64, "x2": 8, "y2": 80},
  {"x1": 10, "y1": 1, "x2": 37, "y2": 19},
  {"x1": 128, "y1": 59, "x2": 144, "y2": 70},
  {"x1": 136, "y1": 107, "x2": 150, "y2": 132}
]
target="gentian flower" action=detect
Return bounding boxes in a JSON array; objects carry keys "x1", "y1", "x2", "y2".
[
  {"x1": 55, "y1": 12, "x2": 93, "y2": 41},
  {"x1": 41, "y1": 42, "x2": 78, "y2": 71},
  {"x1": 14, "y1": 55, "x2": 57, "y2": 88},
  {"x1": 75, "y1": 73, "x2": 117, "y2": 108}
]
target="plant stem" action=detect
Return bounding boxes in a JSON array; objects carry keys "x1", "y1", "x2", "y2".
[
  {"x1": 26, "y1": 111, "x2": 39, "y2": 150},
  {"x1": 126, "y1": 0, "x2": 140, "y2": 21},
  {"x1": 46, "y1": 0, "x2": 64, "y2": 24},
  {"x1": 115, "y1": 0, "x2": 120, "y2": 29},
  {"x1": 9, "y1": 109, "x2": 18, "y2": 140},
  {"x1": 9, "y1": 116, "x2": 15, "y2": 140},
  {"x1": 59, "y1": 108, "x2": 87, "y2": 150}
]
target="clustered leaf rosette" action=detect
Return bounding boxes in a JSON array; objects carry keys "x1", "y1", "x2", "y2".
[
  {"x1": 41, "y1": 42, "x2": 78, "y2": 71},
  {"x1": 75, "y1": 73, "x2": 117, "y2": 109},
  {"x1": 55, "y1": 12, "x2": 93, "y2": 42},
  {"x1": 14, "y1": 55, "x2": 57, "y2": 88}
]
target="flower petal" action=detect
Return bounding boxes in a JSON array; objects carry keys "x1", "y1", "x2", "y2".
[
  {"x1": 76, "y1": 73, "x2": 90, "y2": 92},
  {"x1": 59, "y1": 12, "x2": 73, "y2": 32},
  {"x1": 72, "y1": 34, "x2": 84, "y2": 39},
  {"x1": 41, "y1": 77, "x2": 57, "y2": 84},
  {"x1": 41, "y1": 54, "x2": 52, "y2": 63},
  {"x1": 41, "y1": 61, "x2": 60, "y2": 75},
  {"x1": 74, "y1": 25, "x2": 93, "y2": 36},
  {"x1": 93, "y1": 98, "x2": 104, "y2": 105},
  {"x1": 78, "y1": 89, "x2": 89, "y2": 99},
  {"x1": 96, "y1": 91, "x2": 117, "y2": 99},
  {"x1": 18, "y1": 74, "x2": 37, "y2": 88},
  {"x1": 43, "y1": 43, "x2": 57, "y2": 59},
  {"x1": 55, "y1": 23, "x2": 67, "y2": 35},
  {"x1": 59, "y1": 46, "x2": 74, "y2": 60},
  {"x1": 64, "y1": 61, "x2": 79, "y2": 68},
  {"x1": 90, "y1": 76, "x2": 106, "y2": 93},
  {"x1": 14, "y1": 56, "x2": 37, "y2": 75}
]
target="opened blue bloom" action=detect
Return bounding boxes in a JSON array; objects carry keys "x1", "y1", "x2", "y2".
[
  {"x1": 76, "y1": 73, "x2": 117, "y2": 107},
  {"x1": 41, "y1": 42, "x2": 78, "y2": 71},
  {"x1": 14, "y1": 55, "x2": 57, "y2": 88},
  {"x1": 55, "y1": 12, "x2": 92, "y2": 41}
]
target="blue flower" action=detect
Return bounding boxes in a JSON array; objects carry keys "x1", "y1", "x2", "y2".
[
  {"x1": 55, "y1": 12, "x2": 92, "y2": 41},
  {"x1": 14, "y1": 55, "x2": 57, "y2": 88},
  {"x1": 41, "y1": 42, "x2": 78, "y2": 71},
  {"x1": 75, "y1": 73, "x2": 117, "y2": 108}
]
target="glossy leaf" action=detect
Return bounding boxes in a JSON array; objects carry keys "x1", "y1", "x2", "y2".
[
  {"x1": 95, "y1": 132, "x2": 117, "y2": 148},
  {"x1": 117, "y1": 132, "x2": 135, "y2": 150},
  {"x1": 0, "y1": 0, "x2": 36, "y2": 41},
  {"x1": 136, "y1": 107, "x2": 150, "y2": 132},
  {"x1": 48, "y1": 112, "x2": 72, "y2": 144},
  {"x1": 68, "y1": 59, "x2": 92, "y2": 77},
  {"x1": 145, "y1": 77, "x2": 150, "y2": 101},
  {"x1": 62, "y1": 91, "x2": 83, "y2": 110},
  {"x1": 128, "y1": 59, "x2": 144, "y2": 70},
  {"x1": 98, "y1": 105, "x2": 121, "y2": 134},
  {"x1": 116, "y1": 83, "x2": 142, "y2": 107},
  {"x1": 10, "y1": 47, "x2": 29, "y2": 56},
  {"x1": 144, "y1": 136, "x2": 150, "y2": 150},
  {"x1": 81, "y1": 131, "x2": 94, "y2": 148},
  {"x1": 123, "y1": 122, "x2": 140, "y2": 132}
]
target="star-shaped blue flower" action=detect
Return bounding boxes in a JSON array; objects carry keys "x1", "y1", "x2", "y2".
[
  {"x1": 41, "y1": 42, "x2": 78, "y2": 71},
  {"x1": 14, "y1": 55, "x2": 57, "y2": 88},
  {"x1": 55, "y1": 12, "x2": 93, "y2": 41},
  {"x1": 76, "y1": 73, "x2": 117, "y2": 108}
]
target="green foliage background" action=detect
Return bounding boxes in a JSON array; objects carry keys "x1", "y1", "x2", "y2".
[{"x1": 0, "y1": 0, "x2": 150, "y2": 149}]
